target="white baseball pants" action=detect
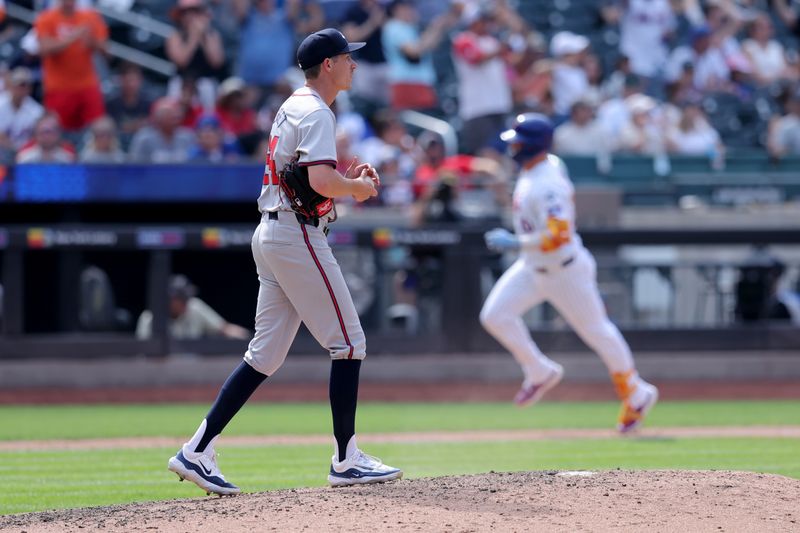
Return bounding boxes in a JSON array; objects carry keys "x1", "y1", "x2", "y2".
[{"x1": 480, "y1": 247, "x2": 634, "y2": 382}]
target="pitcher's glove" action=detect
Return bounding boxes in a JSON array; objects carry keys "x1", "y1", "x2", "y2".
[{"x1": 279, "y1": 159, "x2": 334, "y2": 219}]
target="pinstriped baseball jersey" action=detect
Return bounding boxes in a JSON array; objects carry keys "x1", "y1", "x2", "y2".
[
  {"x1": 512, "y1": 154, "x2": 583, "y2": 267},
  {"x1": 259, "y1": 87, "x2": 337, "y2": 214}
]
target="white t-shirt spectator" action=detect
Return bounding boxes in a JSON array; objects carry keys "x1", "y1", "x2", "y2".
[
  {"x1": 618, "y1": 120, "x2": 664, "y2": 154},
  {"x1": 0, "y1": 94, "x2": 44, "y2": 150},
  {"x1": 452, "y1": 31, "x2": 512, "y2": 121},
  {"x1": 668, "y1": 123, "x2": 721, "y2": 155},
  {"x1": 742, "y1": 39, "x2": 788, "y2": 83},
  {"x1": 135, "y1": 297, "x2": 225, "y2": 340},
  {"x1": 597, "y1": 97, "x2": 631, "y2": 142},
  {"x1": 552, "y1": 64, "x2": 589, "y2": 116},
  {"x1": 772, "y1": 115, "x2": 800, "y2": 154},
  {"x1": 553, "y1": 120, "x2": 611, "y2": 155},
  {"x1": 620, "y1": 0, "x2": 676, "y2": 77},
  {"x1": 666, "y1": 45, "x2": 730, "y2": 90}
]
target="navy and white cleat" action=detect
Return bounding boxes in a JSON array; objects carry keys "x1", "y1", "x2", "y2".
[
  {"x1": 328, "y1": 449, "x2": 403, "y2": 487},
  {"x1": 168, "y1": 448, "x2": 241, "y2": 496}
]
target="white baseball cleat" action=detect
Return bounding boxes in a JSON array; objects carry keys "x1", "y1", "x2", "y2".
[
  {"x1": 618, "y1": 382, "x2": 659, "y2": 433},
  {"x1": 328, "y1": 449, "x2": 403, "y2": 487},
  {"x1": 514, "y1": 362, "x2": 564, "y2": 407},
  {"x1": 168, "y1": 446, "x2": 241, "y2": 496}
]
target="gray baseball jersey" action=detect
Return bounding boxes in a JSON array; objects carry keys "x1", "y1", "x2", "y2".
[{"x1": 244, "y1": 87, "x2": 366, "y2": 375}]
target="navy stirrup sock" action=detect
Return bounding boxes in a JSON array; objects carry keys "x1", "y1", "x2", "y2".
[
  {"x1": 195, "y1": 361, "x2": 267, "y2": 453},
  {"x1": 330, "y1": 359, "x2": 361, "y2": 462}
]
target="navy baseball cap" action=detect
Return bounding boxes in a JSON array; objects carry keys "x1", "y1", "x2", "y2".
[{"x1": 297, "y1": 28, "x2": 365, "y2": 70}]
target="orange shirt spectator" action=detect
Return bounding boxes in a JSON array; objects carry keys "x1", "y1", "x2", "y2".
[{"x1": 35, "y1": 0, "x2": 108, "y2": 131}]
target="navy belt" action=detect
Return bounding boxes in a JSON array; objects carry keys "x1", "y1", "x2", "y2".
[
  {"x1": 267, "y1": 211, "x2": 320, "y2": 228},
  {"x1": 535, "y1": 256, "x2": 575, "y2": 274}
]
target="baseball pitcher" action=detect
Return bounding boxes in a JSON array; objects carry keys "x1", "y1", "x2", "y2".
[
  {"x1": 480, "y1": 113, "x2": 658, "y2": 433},
  {"x1": 168, "y1": 28, "x2": 402, "y2": 496}
]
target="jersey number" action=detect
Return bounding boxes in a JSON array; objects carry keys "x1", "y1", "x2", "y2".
[{"x1": 263, "y1": 136, "x2": 280, "y2": 186}]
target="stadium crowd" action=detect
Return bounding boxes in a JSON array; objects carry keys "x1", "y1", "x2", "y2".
[{"x1": 1, "y1": 0, "x2": 800, "y2": 210}]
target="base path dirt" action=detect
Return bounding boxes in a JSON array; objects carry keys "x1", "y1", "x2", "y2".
[
  {"x1": 1, "y1": 426, "x2": 799, "y2": 451},
  {"x1": 1, "y1": 470, "x2": 798, "y2": 532}
]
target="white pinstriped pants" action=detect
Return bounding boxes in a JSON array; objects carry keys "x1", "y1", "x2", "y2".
[
  {"x1": 244, "y1": 213, "x2": 366, "y2": 376},
  {"x1": 480, "y1": 247, "x2": 634, "y2": 381}
]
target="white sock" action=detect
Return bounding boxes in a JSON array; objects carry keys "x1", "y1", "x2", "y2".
[
  {"x1": 186, "y1": 419, "x2": 210, "y2": 455},
  {"x1": 522, "y1": 357, "x2": 557, "y2": 386},
  {"x1": 628, "y1": 376, "x2": 650, "y2": 408}
]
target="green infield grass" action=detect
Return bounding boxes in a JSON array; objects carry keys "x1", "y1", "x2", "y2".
[
  {"x1": 1, "y1": 400, "x2": 799, "y2": 515},
  {"x1": 2, "y1": 400, "x2": 799, "y2": 441}
]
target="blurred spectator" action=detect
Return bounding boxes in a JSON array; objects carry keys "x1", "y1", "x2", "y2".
[
  {"x1": 602, "y1": 55, "x2": 632, "y2": 100},
  {"x1": 742, "y1": 13, "x2": 797, "y2": 87},
  {"x1": 452, "y1": 5, "x2": 514, "y2": 154},
  {"x1": 374, "y1": 145, "x2": 413, "y2": 207},
  {"x1": 665, "y1": 25, "x2": 731, "y2": 92},
  {"x1": 166, "y1": 0, "x2": 226, "y2": 111},
  {"x1": 614, "y1": 0, "x2": 676, "y2": 79},
  {"x1": 16, "y1": 113, "x2": 76, "y2": 163},
  {"x1": 335, "y1": 126, "x2": 356, "y2": 175},
  {"x1": 549, "y1": 31, "x2": 590, "y2": 117},
  {"x1": 412, "y1": 131, "x2": 506, "y2": 211},
  {"x1": 382, "y1": 0, "x2": 456, "y2": 110},
  {"x1": 617, "y1": 94, "x2": 665, "y2": 154},
  {"x1": 581, "y1": 53, "x2": 606, "y2": 107},
  {"x1": 177, "y1": 76, "x2": 204, "y2": 128},
  {"x1": 34, "y1": 0, "x2": 108, "y2": 131},
  {"x1": 208, "y1": 0, "x2": 241, "y2": 53},
  {"x1": 597, "y1": 74, "x2": 645, "y2": 142},
  {"x1": 667, "y1": 102, "x2": 724, "y2": 160},
  {"x1": 355, "y1": 109, "x2": 415, "y2": 177},
  {"x1": 214, "y1": 76, "x2": 260, "y2": 155},
  {"x1": 234, "y1": 0, "x2": 322, "y2": 97},
  {"x1": 342, "y1": 0, "x2": 389, "y2": 108},
  {"x1": 128, "y1": 97, "x2": 196, "y2": 163},
  {"x1": 105, "y1": 63, "x2": 153, "y2": 148},
  {"x1": 188, "y1": 114, "x2": 242, "y2": 163},
  {"x1": 553, "y1": 100, "x2": 611, "y2": 156},
  {"x1": 135, "y1": 274, "x2": 249, "y2": 340},
  {"x1": 775, "y1": 0, "x2": 800, "y2": 42},
  {"x1": 79, "y1": 115, "x2": 126, "y2": 163},
  {"x1": 703, "y1": 0, "x2": 750, "y2": 73},
  {"x1": 0, "y1": 67, "x2": 44, "y2": 153},
  {"x1": 767, "y1": 90, "x2": 800, "y2": 158},
  {"x1": 512, "y1": 56, "x2": 555, "y2": 115}
]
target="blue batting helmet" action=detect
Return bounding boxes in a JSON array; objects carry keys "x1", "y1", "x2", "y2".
[{"x1": 500, "y1": 113, "x2": 554, "y2": 164}]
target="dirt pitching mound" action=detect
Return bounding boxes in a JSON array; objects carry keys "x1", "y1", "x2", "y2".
[{"x1": 2, "y1": 470, "x2": 798, "y2": 532}]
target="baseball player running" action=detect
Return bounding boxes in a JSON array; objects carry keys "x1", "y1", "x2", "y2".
[
  {"x1": 168, "y1": 28, "x2": 402, "y2": 495},
  {"x1": 479, "y1": 113, "x2": 658, "y2": 433}
]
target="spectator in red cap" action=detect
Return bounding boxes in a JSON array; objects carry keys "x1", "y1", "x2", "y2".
[{"x1": 34, "y1": 0, "x2": 108, "y2": 131}]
